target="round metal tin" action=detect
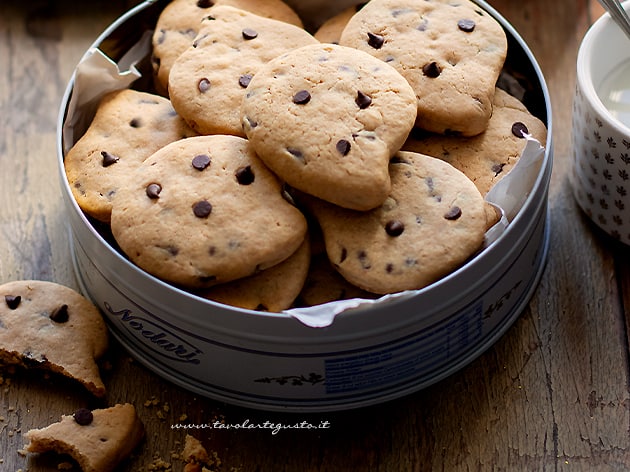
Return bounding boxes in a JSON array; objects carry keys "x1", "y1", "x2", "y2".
[{"x1": 57, "y1": 0, "x2": 553, "y2": 412}]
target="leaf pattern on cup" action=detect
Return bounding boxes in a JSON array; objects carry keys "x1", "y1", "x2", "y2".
[{"x1": 571, "y1": 83, "x2": 630, "y2": 243}]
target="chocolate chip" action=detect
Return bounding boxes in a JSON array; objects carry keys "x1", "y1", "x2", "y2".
[
  {"x1": 358, "y1": 250, "x2": 371, "y2": 269},
  {"x1": 191, "y1": 34, "x2": 208, "y2": 47},
  {"x1": 101, "y1": 151, "x2": 119, "y2": 167},
  {"x1": 339, "y1": 247, "x2": 347, "y2": 263},
  {"x1": 457, "y1": 19, "x2": 476, "y2": 32},
  {"x1": 386, "y1": 263, "x2": 394, "y2": 273},
  {"x1": 287, "y1": 148, "x2": 303, "y2": 160},
  {"x1": 193, "y1": 200, "x2": 212, "y2": 218},
  {"x1": 163, "y1": 245, "x2": 179, "y2": 256},
  {"x1": 491, "y1": 163, "x2": 505, "y2": 175},
  {"x1": 198, "y1": 78, "x2": 211, "y2": 93},
  {"x1": 390, "y1": 155, "x2": 411, "y2": 165},
  {"x1": 199, "y1": 275, "x2": 217, "y2": 284},
  {"x1": 242, "y1": 28, "x2": 258, "y2": 40},
  {"x1": 239, "y1": 74, "x2": 252, "y2": 88},
  {"x1": 444, "y1": 206, "x2": 462, "y2": 220},
  {"x1": 4, "y1": 295, "x2": 21, "y2": 310},
  {"x1": 155, "y1": 29, "x2": 166, "y2": 45},
  {"x1": 336, "y1": 139, "x2": 351, "y2": 156},
  {"x1": 244, "y1": 116, "x2": 258, "y2": 128},
  {"x1": 293, "y1": 90, "x2": 311, "y2": 105},
  {"x1": 197, "y1": 0, "x2": 214, "y2": 7},
  {"x1": 146, "y1": 183, "x2": 162, "y2": 199},
  {"x1": 192, "y1": 154, "x2": 211, "y2": 170},
  {"x1": 235, "y1": 165, "x2": 255, "y2": 185},
  {"x1": 511, "y1": 121, "x2": 529, "y2": 138},
  {"x1": 356, "y1": 91, "x2": 372, "y2": 109},
  {"x1": 367, "y1": 32, "x2": 384, "y2": 49},
  {"x1": 422, "y1": 62, "x2": 441, "y2": 78},
  {"x1": 385, "y1": 220, "x2": 405, "y2": 236},
  {"x1": 129, "y1": 118, "x2": 142, "y2": 128},
  {"x1": 74, "y1": 408, "x2": 93, "y2": 426},
  {"x1": 49, "y1": 304, "x2": 69, "y2": 323}
]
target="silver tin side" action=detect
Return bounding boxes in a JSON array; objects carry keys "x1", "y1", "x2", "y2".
[{"x1": 57, "y1": 0, "x2": 553, "y2": 412}]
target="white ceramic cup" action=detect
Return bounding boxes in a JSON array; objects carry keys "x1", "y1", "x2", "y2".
[{"x1": 571, "y1": 1, "x2": 630, "y2": 244}]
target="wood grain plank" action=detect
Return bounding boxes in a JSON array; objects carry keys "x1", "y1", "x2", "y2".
[{"x1": 1, "y1": 0, "x2": 629, "y2": 471}]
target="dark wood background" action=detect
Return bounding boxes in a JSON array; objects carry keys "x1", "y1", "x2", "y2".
[{"x1": 2, "y1": 0, "x2": 630, "y2": 470}]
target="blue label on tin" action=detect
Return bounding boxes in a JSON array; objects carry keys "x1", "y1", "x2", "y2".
[{"x1": 324, "y1": 301, "x2": 483, "y2": 394}]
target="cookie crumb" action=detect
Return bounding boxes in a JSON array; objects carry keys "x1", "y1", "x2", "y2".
[
  {"x1": 147, "y1": 455, "x2": 173, "y2": 471},
  {"x1": 181, "y1": 434, "x2": 222, "y2": 472}
]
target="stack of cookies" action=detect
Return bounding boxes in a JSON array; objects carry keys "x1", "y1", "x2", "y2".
[{"x1": 64, "y1": 0, "x2": 547, "y2": 312}]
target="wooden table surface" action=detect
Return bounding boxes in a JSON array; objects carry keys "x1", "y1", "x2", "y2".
[{"x1": 2, "y1": 0, "x2": 629, "y2": 471}]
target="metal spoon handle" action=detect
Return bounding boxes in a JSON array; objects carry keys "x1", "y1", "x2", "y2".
[{"x1": 598, "y1": 0, "x2": 630, "y2": 41}]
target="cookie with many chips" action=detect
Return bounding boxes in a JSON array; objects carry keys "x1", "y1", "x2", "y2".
[
  {"x1": 299, "y1": 151, "x2": 488, "y2": 294},
  {"x1": 169, "y1": 5, "x2": 318, "y2": 136},
  {"x1": 339, "y1": 0, "x2": 508, "y2": 136},
  {"x1": 110, "y1": 135, "x2": 308, "y2": 288},
  {"x1": 241, "y1": 43, "x2": 417, "y2": 211},
  {"x1": 402, "y1": 87, "x2": 548, "y2": 196},
  {"x1": 64, "y1": 89, "x2": 195, "y2": 223},
  {"x1": 152, "y1": 0, "x2": 303, "y2": 95}
]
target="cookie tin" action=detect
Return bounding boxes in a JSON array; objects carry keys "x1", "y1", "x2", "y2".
[{"x1": 57, "y1": 0, "x2": 553, "y2": 412}]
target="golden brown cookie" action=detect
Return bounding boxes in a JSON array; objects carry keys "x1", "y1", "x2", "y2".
[
  {"x1": 402, "y1": 88, "x2": 548, "y2": 196},
  {"x1": 241, "y1": 43, "x2": 417, "y2": 211},
  {"x1": 152, "y1": 0, "x2": 304, "y2": 95},
  {"x1": 339, "y1": 0, "x2": 508, "y2": 136},
  {"x1": 299, "y1": 151, "x2": 488, "y2": 294},
  {"x1": 196, "y1": 237, "x2": 311, "y2": 312},
  {"x1": 169, "y1": 5, "x2": 318, "y2": 136},
  {"x1": 64, "y1": 89, "x2": 196, "y2": 223},
  {"x1": 110, "y1": 135, "x2": 308, "y2": 288},
  {"x1": 24, "y1": 403, "x2": 145, "y2": 472},
  {"x1": 0, "y1": 280, "x2": 108, "y2": 397}
]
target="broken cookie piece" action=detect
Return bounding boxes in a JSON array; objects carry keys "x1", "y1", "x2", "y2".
[
  {"x1": 0, "y1": 280, "x2": 108, "y2": 397},
  {"x1": 23, "y1": 403, "x2": 144, "y2": 472}
]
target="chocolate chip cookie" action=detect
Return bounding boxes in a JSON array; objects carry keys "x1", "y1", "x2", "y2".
[
  {"x1": 64, "y1": 89, "x2": 195, "y2": 223},
  {"x1": 24, "y1": 403, "x2": 144, "y2": 472},
  {"x1": 298, "y1": 151, "x2": 488, "y2": 294},
  {"x1": 110, "y1": 135, "x2": 308, "y2": 288},
  {"x1": 169, "y1": 5, "x2": 318, "y2": 137},
  {"x1": 152, "y1": 0, "x2": 303, "y2": 95},
  {"x1": 0, "y1": 280, "x2": 109, "y2": 397},
  {"x1": 196, "y1": 237, "x2": 310, "y2": 312},
  {"x1": 339, "y1": 0, "x2": 508, "y2": 136},
  {"x1": 403, "y1": 87, "x2": 548, "y2": 196},
  {"x1": 241, "y1": 43, "x2": 417, "y2": 211}
]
